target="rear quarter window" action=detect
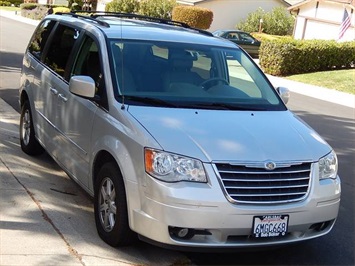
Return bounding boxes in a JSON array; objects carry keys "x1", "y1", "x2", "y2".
[
  {"x1": 44, "y1": 24, "x2": 81, "y2": 78},
  {"x1": 28, "y1": 19, "x2": 56, "y2": 60}
]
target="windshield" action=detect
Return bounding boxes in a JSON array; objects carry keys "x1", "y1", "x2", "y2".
[{"x1": 109, "y1": 40, "x2": 285, "y2": 111}]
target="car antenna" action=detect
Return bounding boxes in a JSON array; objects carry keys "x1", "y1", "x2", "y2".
[{"x1": 120, "y1": 19, "x2": 125, "y2": 110}]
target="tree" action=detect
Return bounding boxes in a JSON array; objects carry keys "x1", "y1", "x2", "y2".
[
  {"x1": 236, "y1": 7, "x2": 294, "y2": 36},
  {"x1": 138, "y1": 0, "x2": 177, "y2": 20},
  {"x1": 105, "y1": 0, "x2": 139, "y2": 13},
  {"x1": 236, "y1": 7, "x2": 265, "y2": 33}
]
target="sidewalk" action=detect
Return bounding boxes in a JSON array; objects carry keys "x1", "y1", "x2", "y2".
[
  {"x1": 0, "y1": 9, "x2": 354, "y2": 109},
  {"x1": 267, "y1": 75, "x2": 355, "y2": 109}
]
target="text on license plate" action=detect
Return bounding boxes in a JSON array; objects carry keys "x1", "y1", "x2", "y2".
[{"x1": 253, "y1": 215, "x2": 289, "y2": 238}]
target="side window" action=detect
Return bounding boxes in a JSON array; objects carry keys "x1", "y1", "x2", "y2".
[
  {"x1": 239, "y1": 33, "x2": 254, "y2": 43},
  {"x1": 28, "y1": 20, "x2": 56, "y2": 60},
  {"x1": 44, "y1": 24, "x2": 80, "y2": 78},
  {"x1": 71, "y1": 36, "x2": 105, "y2": 98}
]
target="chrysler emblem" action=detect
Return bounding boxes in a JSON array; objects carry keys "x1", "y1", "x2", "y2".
[{"x1": 265, "y1": 161, "x2": 276, "y2": 170}]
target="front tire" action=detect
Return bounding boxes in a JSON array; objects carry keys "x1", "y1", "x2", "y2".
[
  {"x1": 94, "y1": 162, "x2": 136, "y2": 246},
  {"x1": 20, "y1": 101, "x2": 44, "y2": 156}
]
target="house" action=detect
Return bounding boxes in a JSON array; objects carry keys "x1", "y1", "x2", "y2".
[
  {"x1": 176, "y1": 0, "x2": 291, "y2": 31},
  {"x1": 288, "y1": 0, "x2": 355, "y2": 41},
  {"x1": 96, "y1": 0, "x2": 292, "y2": 31}
]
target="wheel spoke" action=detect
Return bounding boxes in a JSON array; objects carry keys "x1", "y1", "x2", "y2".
[
  {"x1": 110, "y1": 203, "x2": 116, "y2": 214},
  {"x1": 99, "y1": 177, "x2": 117, "y2": 232},
  {"x1": 100, "y1": 184, "x2": 107, "y2": 199},
  {"x1": 22, "y1": 110, "x2": 31, "y2": 145}
]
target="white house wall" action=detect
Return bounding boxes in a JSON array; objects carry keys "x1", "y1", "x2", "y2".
[
  {"x1": 293, "y1": 1, "x2": 355, "y2": 40},
  {"x1": 196, "y1": 0, "x2": 288, "y2": 31}
]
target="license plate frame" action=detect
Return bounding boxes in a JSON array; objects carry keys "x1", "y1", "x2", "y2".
[{"x1": 252, "y1": 214, "x2": 289, "y2": 238}]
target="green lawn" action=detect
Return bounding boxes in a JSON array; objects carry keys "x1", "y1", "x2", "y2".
[
  {"x1": 285, "y1": 69, "x2": 355, "y2": 94},
  {"x1": 0, "y1": 6, "x2": 20, "y2": 12}
]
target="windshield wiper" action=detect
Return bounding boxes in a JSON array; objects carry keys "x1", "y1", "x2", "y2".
[
  {"x1": 191, "y1": 102, "x2": 267, "y2": 111},
  {"x1": 124, "y1": 95, "x2": 177, "y2": 107}
]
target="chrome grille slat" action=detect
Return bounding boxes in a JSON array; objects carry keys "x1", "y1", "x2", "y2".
[
  {"x1": 219, "y1": 169, "x2": 310, "y2": 174},
  {"x1": 230, "y1": 192, "x2": 306, "y2": 197},
  {"x1": 225, "y1": 184, "x2": 309, "y2": 189},
  {"x1": 215, "y1": 161, "x2": 312, "y2": 204},
  {"x1": 223, "y1": 177, "x2": 309, "y2": 182}
]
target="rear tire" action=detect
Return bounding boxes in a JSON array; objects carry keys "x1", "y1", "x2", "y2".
[
  {"x1": 20, "y1": 101, "x2": 44, "y2": 156},
  {"x1": 94, "y1": 162, "x2": 136, "y2": 246}
]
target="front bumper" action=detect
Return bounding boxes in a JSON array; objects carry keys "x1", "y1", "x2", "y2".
[{"x1": 129, "y1": 165, "x2": 341, "y2": 249}]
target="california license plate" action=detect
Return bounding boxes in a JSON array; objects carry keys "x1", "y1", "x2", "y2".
[{"x1": 253, "y1": 215, "x2": 289, "y2": 238}]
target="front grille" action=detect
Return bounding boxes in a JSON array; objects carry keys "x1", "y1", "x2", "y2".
[{"x1": 215, "y1": 161, "x2": 312, "y2": 204}]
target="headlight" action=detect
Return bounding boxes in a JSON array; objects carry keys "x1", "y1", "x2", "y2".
[
  {"x1": 319, "y1": 151, "x2": 338, "y2": 180},
  {"x1": 144, "y1": 148, "x2": 207, "y2": 183}
]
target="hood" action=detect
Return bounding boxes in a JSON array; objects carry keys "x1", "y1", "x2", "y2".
[{"x1": 128, "y1": 106, "x2": 331, "y2": 163}]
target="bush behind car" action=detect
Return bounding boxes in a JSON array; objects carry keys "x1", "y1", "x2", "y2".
[{"x1": 260, "y1": 38, "x2": 355, "y2": 76}]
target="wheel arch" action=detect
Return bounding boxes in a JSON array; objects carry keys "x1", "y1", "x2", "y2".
[
  {"x1": 19, "y1": 90, "x2": 30, "y2": 107},
  {"x1": 92, "y1": 150, "x2": 120, "y2": 187}
]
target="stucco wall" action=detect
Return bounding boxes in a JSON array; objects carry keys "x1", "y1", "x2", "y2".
[
  {"x1": 96, "y1": 0, "x2": 288, "y2": 31},
  {"x1": 196, "y1": 0, "x2": 288, "y2": 32},
  {"x1": 293, "y1": 1, "x2": 355, "y2": 40}
]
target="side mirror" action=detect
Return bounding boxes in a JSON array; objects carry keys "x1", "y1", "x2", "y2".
[
  {"x1": 69, "y1": 76, "x2": 96, "y2": 98},
  {"x1": 276, "y1": 87, "x2": 290, "y2": 104}
]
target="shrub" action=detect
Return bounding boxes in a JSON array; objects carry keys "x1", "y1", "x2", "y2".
[
  {"x1": 138, "y1": 0, "x2": 176, "y2": 20},
  {"x1": 0, "y1": 1, "x2": 12, "y2": 6},
  {"x1": 172, "y1": 5, "x2": 213, "y2": 30},
  {"x1": 53, "y1": 6, "x2": 70, "y2": 13},
  {"x1": 21, "y1": 4, "x2": 48, "y2": 20},
  {"x1": 105, "y1": 0, "x2": 139, "y2": 13},
  {"x1": 6, "y1": 0, "x2": 22, "y2": 6},
  {"x1": 263, "y1": 7, "x2": 294, "y2": 35},
  {"x1": 20, "y1": 3, "x2": 38, "y2": 10},
  {"x1": 236, "y1": 7, "x2": 264, "y2": 34},
  {"x1": 68, "y1": 0, "x2": 83, "y2": 10},
  {"x1": 237, "y1": 7, "x2": 294, "y2": 36},
  {"x1": 260, "y1": 39, "x2": 355, "y2": 76}
]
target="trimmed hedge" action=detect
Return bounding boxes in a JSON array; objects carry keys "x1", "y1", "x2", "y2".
[
  {"x1": 20, "y1": 4, "x2": 70, "y2": 20},
  {"x1": 0, "y1": 1, "x2": 12, "y2": 6},
  {"x1": 172, "y1": 5, "x2": 213, "y2": 30},
  {"x1": 260, "y1": 38, "x2": 355, "y2": 76},
  {"x1": 20, "y1": 3, "x2": 38, "y2": 10}
]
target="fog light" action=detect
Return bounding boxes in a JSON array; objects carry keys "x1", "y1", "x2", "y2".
[
  {"x1": 177, "y1": 228, "x2": 189, "y2": 238},
  {"x1": 169, "y1": 227, "x2": 195, "y2": 240}
]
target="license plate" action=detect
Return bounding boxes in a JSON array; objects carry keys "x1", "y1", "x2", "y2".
[{"x1": 253, "y1": 215, "x2": 289, "y2": 238}]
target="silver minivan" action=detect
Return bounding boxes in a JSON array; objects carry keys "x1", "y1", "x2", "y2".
[{"x1": 19, "y1": 12, "x2": 341, "y2": 249}]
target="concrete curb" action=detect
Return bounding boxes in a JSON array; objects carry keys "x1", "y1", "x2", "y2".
[
  {"x1": 0, "y1": 9, "x2": 40, "y2": 26},
  {"x1": 267, "y1": 75, "x2": 355, "y2": 109}
]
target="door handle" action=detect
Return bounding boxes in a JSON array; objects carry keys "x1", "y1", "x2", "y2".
[
  {"x1": 58, "y1": 94, "x2": 68, "y2": 103},
  {"x1": 50, "y1": 87, "x2": 58, "y2": 95}
]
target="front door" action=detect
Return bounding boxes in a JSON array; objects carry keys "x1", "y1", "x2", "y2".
[{"x1": 55, "y1": 35, "x2": 104, "y2": 188}]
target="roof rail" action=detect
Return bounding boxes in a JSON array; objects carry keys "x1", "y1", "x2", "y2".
[
  {"x1": 57, "y1": 11, "x2": 213, "y2": 37},
  {"x1": 56, "y1": 12, "x2": 110, "y2": 27}
]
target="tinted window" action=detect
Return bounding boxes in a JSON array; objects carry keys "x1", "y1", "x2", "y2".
[
  {"x1": 44, "y1": 24, "x2": 80, "y2": 77},
  {"x1": 71, "y1": 36, "x2": 106, "y2": 98},
  {"x1": 28, "y1": 20, "x2": 56, "y2": 60}
]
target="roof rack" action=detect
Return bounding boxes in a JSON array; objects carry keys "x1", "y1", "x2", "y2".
[
  {"x1": 56, "y1": 12, "x2": 110, "y2": 27},
  {"x1": 56, "y1": 11, "x2": 213, "y2": 37}
]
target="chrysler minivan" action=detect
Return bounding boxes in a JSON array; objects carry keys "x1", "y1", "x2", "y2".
[{"x1": 19, "y1": 12, "x2": 341, "y2": 249}]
